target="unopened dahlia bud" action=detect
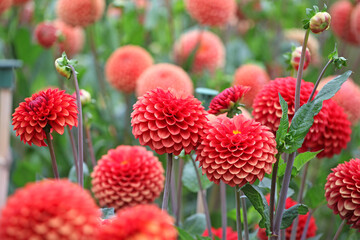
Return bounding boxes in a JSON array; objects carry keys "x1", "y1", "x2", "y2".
[
  {"x1": 73, "y1": 89, "x2": 91, "y2": 105},
  {"x1": 55, "y1": 57, "x2": 71, "y2": 79},
  {"x1": 310, "y1": 12, "x2": 331, "y2": 34},
  {"x1": 291, "y1": 46, "x2": 311, "y2": 71}
]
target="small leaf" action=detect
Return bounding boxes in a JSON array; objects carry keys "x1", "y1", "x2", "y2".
[
  {"x1": 280, "y1": 204, "x2": 309, "y2": 229},
  {"x1": 293, "y1": 151, "x2": 321, "y2": 172},
  {"x1": 304, "y1": 185, "x2": 326, "y2": 209},
  {"x1": 183, "y1": 214, "x2": 206, "y2": 236},
  {"x1": 182, "y1": 160, "x2": 213, "y2": 193},
  {"x1": 177, "y1": 227, "x2": 195, "y2": 240},
  {"x1": 314, "y1": 71, "x2": 352, "y2": 102},
  {"x1": 241, "y1": 184, "x2": 271, "y2": 235},
  {"x1": 275, "y1": 93, "x2": 289, "y2": 152},
  {"x1": 100, "y1": 208, "x2": 115, "y2": 219}
]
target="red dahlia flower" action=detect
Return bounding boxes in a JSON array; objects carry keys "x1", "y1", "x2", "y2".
[
  {"x1": 208, "y1": 85, "x2": 250, "y2": 115},
  {"x1": 252, "y1": 77, "x2": 351, "y2": 158},
  {"x1": 0, "y1": 0, "x2": 12, "y2": 15},
  {"x1": 12, "y1": 88, "x2": 78, "y2": 147},
  {"x1": 91, "y1": 145, "x2": 164, "y2": 211},
  {"x1": 97, "y1": 204, "x2": 177, "y2": 240},
  {"x1": 325, "y1": 158, "x2": 360, "y2": 230},
  {"x1": 196, "y1": 115, "x2": 277, "y2": 187},
  {"x1": 203, "y1": 227, "x2": 238, "y2": 240},
  {"x1": 257, "y1": 196, "x2": 317, "y2": 240},
  {"x1": 0, "y1": 180, "x2": 100, "y2": 240},
  {"x1": 131, "y1": 88, "x2": 208, "y2": 155},
  {"x1": 34, "y1": 22, "x2": 59, "y2": 48}
]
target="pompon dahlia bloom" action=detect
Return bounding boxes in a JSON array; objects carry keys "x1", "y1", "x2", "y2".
[
  {"x1": 131, "y1": 88, "x2": 208, "y2": 155},
  {"x1": 91, "y1": 145, "x2": 164, "y2": 211},
  {"x1": 319, "y1": 75, "x2": 360, "y2": 125},
  {"x1": 233, "y1": 64, "x2": 270, "y2": 107},
  {"x1": 34, "y1": 22, "x2": 59, "y2": 48},
  {"x1": 105, "y1": 45, "x2": 153, "y2": 93},
  {"x1": 12, "y1": 88, "x2": 78, "y2": 147},
  {"x1": 136, "y1": 63, "x2": 194, "y2": 98},
  {"x1": 54, "y1": 20, "x2": 84, "y2": 57},
  {"x1": 173, "y1": 30, "x2": 225, "y2": 74},
  {"x1": 257, "y1": 196, "x2": 317, "y2": 240},
  {"x1": 56, "y1": 0, "x2": 105, "y2": 27},
  {"x1": 203, "y1": 227, "x2": 238, "y2": 240},
  {"x1": 325, "y1": 158, "x2": 360, "y2": 230},
  {"x1": 252, "y1": 77, "x2": 351, "y2": 158},
  {"x1": 0, "y1": 0, "x2": 12, "y2": 15},
  {"x1": 196, "y1": 115, "x2": 277, "y2": 187},
  {"x1": 97, "y1": 204, "x2": 177, "y2": 240},
  {"x1": 0, "y1": 180, "x2": 100, "y2": 240},
  {"x1": 208, "y1": 85, "x2": 250, "y2": 115},
  {"x1": 184, "y1": 0, "x2": 236, "y2": 26}
]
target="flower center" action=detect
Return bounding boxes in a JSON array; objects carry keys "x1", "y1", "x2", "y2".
[
  {"x1": 233, "y1": 129, "x2": 241, "y2": 135},
  {"x1": 28, "y1": 95, "x2": 46, "y2": 110}
]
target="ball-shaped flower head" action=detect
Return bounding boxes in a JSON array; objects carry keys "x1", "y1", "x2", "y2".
[
  {"x1": 233, "y1": 64, "x2": 270, "y2": 107},
  {"x1": 0, "y1": 180, "x2": 100, "y2": 240},
  {"x1": 203, "y1": 227, "x2": 238, "y2": 240},
  {"x1": 208, "y1": 85, "x2": 250, "y2": 115},
  {"x1": 56, "y1": 0, "x2": 105, "y2": 27},
  {"x1": 290, "y1": 46, "x2": 311, "y2": 71},
  {"x1": 184, "y1": 0, "x2": 236, "y2": 27},
  {"x1": 131, "y1": 88, "x2": 208, "y2": 155},
  {"x1": 12, "y1": 0, "x2": 30, "y2": 6},
  {"x1": 34, "y1": 21, "x2": 59, "y2": 48},
  {"x1": 136, "y1": 63, "x2": 194, "y2": 98},
  {"x1": 97, "y1": 204, "x2": 177, "y2": 240},
  {"x1": 12, "y1": 88, "x2": 78, "y2": 147},
  {"x1": 319, "y1": 75, "x2": 360, "y2": 125},
  {"x1": 105, "y1": 45, "x2": 154, "y2": 93},
  {"x1": 252, "y1": 77, "x2": 351, "y2": 158},
  {"x1": 196, "y1": 114, "x2": 277, "y2": 187},
  {"x1": 257, "y1": 196, "x2": 317, "y2": 240},
  {"x1": 0, "y1": 0, "x2": 12, "y2": 15},
  {"x1": 325, "y1": 158, "x2": 360, "y2": 230},
  {"x1": 53, "y1": 20, "x2": 85, "y2": 57},
  {"x1": 330, "y1": 0, "x2": 360, "y2": 45},
  {"x1": 91, "y1": 145, "x2": 164, "y2": 211},
  {"x1": 351, "y1": 4, "x2": 360, "y2": 44},
  {"x1": 174, "y1": 30, "x2": 225, "y2": 74}
]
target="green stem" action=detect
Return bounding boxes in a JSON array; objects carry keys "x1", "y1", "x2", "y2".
[
  {"x1": 85, "y1": 122, "x2": 96, "y2": 167},
  {"x1": 175, "y1": 158, "x2": 184, "y2": 226},
  {"x1": 240, "y1": 191, "x2": 249, "y2": 240},
  {"x1": 67, "y1": 127, "x2": 79, "y2": 183},
  {"x1": 220, "y1": 181, "x2": 227, "y2": 240},
  {"x1": 45, "y1": 129, "x2": 59, "y2": 179},
  {"x1": 235, "y1": 186, "x2": 243, "y2": 240},
  {"x1": 333, "y1": 220, "x2": 346, "y2": 240},
  {"x1": 162, "y1": 153, "x2": 173, "y2": 211},
  {"x1": 270, "y1": 154, "x2": 280, "y2": 231}
]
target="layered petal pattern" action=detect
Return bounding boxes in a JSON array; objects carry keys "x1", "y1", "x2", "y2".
[
  {"x1": 131, "y1": 88, "x2": 208, "y2": 155},
  {"x1": 91, "y1": 145, "x2": 164, "y2": 211},
  {"x1": 196, "y1": 115, "x2": 277, "y2": 187},
  {"x1": 12, "y1": 88, "x2": 78, "y2": 147}
]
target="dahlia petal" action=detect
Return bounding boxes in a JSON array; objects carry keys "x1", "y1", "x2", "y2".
[{"x1": 51, "y1": 122, "x2": 65, "y2": 135}]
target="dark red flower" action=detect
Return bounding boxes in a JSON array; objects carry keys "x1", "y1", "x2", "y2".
[
  {"x1": 325, "y1": 158, "x2": 360, "y2": 230},
  {"x1": 91, "y1": 145, "x2": 164, "y2": 211},
  {"x1": 34, "y1": 22, "x2": 59, "y2": 48},
  {"x1": 196, "y1": 114, "x2": 277, "y2": 187},
  {"x1": 252, "y1": 77, "x2": 351, "y2": 158},
  {"x1": 0, "y1": 180, "x2": 100, "y2": 240},
  {"x1": 12, "y1": 88, "x2": 78, "y2": 147},
  {"x1": 131, "y1": 88, "x2": 208, "y2": 155},
  {"x1": 203, "y1": 227, "x2": 238, "y2": 240},
  {"x1": 208, "y1": 85, "x2": 250, "y2": 115},
  {"x1": 96, "y1": 204, "x2": 177, "y2": 240}
]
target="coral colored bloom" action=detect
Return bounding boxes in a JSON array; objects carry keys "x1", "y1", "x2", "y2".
[
  {"x1": 184, "y1": 0, "x2": 236, "y2": 26},
  {"x1": 325, "y1": 158, "x2": 360, "y2": 230},
  {"x1": 34, "y1": 22, "x2": 59, "y2": 48},
  {"x1": 319, "y1": 75, "x2": 360, "y2": 124},
  {"x1": 91, "y1": 145, "x2": 164, "y2": 211},
  {"x1": 97, "y1": 204, "x2": 177, "y2": 240},
  {"x1": 105, "y1": 45, "x2": 153, "y2": 93},
  {"x1": 0, "y1": 180, "x2": 100, "y2": 240},
  {"x1": 290, "y1": 46, "x2": 311, "y2": 71},
  {"x1": 56, "y1": 0, "x2": 105, "y2": 27},
  {"x1": 12, "y1": 88, "x2": 78, "y2": 147},
  {"x1": 196, "y1": 115, "x2": 277, "y2": 187},
  {"x1": 208, "y1": 85, "x2": 250, "y2": 115},
  {"x1": 257, "y1": 196, "x2": 317, "y2": 240},
  {"x1": 252, "y1": 77, "x2": 351, "y2": 158},
  {"x1": 174, "y1": 30, "x2": 225, "y2": 74},
  {"x1": 233, "y1": 64, "x2": 270, "y2": 107},
  {"x1": 136, "y1": 63, "x2": 194, "y2": 98},
  {"x1": 12, "y1": 0, "x2": 30, "y2": 6},
  {"x1": 53, "y1": 20, "x2": 85, "y2": 57},
  {"x1": 203, "y1": 227, "x2": 238, "y2": 240},
  {"x1": 131, "y1": 88, "x2": 208, "y2": 155},
  {"x1": 0, "y1": 0, "x2": 12, "y2": 15}
]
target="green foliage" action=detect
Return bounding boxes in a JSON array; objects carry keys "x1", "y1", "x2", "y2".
[
  {"x1": 328, "y1": 45, "x2": 347, "y2": 70},
  {"x1": 275, "y1": 93, "x2": 289, "y2": 153},
  {"x1": 280, "y1": 204, "x2": 309, "y2": 229},
  {"x1": 182, "y1": 160, "x2": 213, "y2": 193},
  {"x1": 277, "y1": 151, "x2": 321, "y2": 177},
  {"x1": 100, "y1": 208, "x2": 115, "y2": 219},
  {"x1": 183, "y1": 214, "x2": 206, "y2": 236}
]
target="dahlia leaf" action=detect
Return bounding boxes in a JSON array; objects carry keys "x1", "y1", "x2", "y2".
[
  {"x1": 100, "y1": 208, "x2": 115, "y2": 220},
  {"x1": 293, "y1": 151, "x2": 321, "y2": 172},
  {"x1": 177, "y1": 227, "x2": 196, "y2": 240},
  {"x1": 182, "y1": 160, "x2": 213, "y2": 193},
  {"x1": 183, "y1": 214, "x2": 206, "y2": 236},
  {"x1": 275, "y1": 93, "x2": 289, "y2": 152},
  {"x1": 241, "y1": 184, "x2": 271, "y2": 235},
  {"x1": 304, "y1": 184, "x2": 326, "y2": 209},
  {"x1": 280, "y1": 204, "x2": 309, "y2": 229}
]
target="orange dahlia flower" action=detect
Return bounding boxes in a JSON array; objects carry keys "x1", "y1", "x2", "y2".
[
  {"x1": 54, "y1": 20, "x2": 85, "y2": 57},
  {"x1": 252, "y1": 77, "x2": 351, "y2": 158},
  {"x1": 131, "y1": 88, "x2": 208, "y2": 155},
  {"x1": 12, "y1": 88, "x2": 78, "y2": 147},
  {"x1": 325, "y1": 158, "x2": 360, "y2": 230},
  {"x1": 91, "y1": 145, "x2": 164, "y2": 211},
  {"x1": 97, "y1": 204, "x2": 177, "y2": 240},
  {"x1": 196, "y1": 114, "x2": 277, "y2": 187},
  {"x1": 0, "y1": 180, "x2": 100, "y2": 240},
  {"x1": 203, "y1": 227, "x2": 238, "y2": 240},
  {"x1": 105, "y1": 45, "x2": 153, "y2": 93}
]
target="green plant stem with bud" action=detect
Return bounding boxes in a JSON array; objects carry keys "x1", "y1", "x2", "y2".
[
  {"x1": 67, "y1": 127, "x2": 79, "y2": 182},
  {"x1": 44, "y1": 127, "x2": 59, "y2": 180},
  {"x1": 162, "y1": 153, "x2": 173, "y2": 211},
  {"x1": 235, "y1": 186, "x2": 243, "y2": 240}
]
